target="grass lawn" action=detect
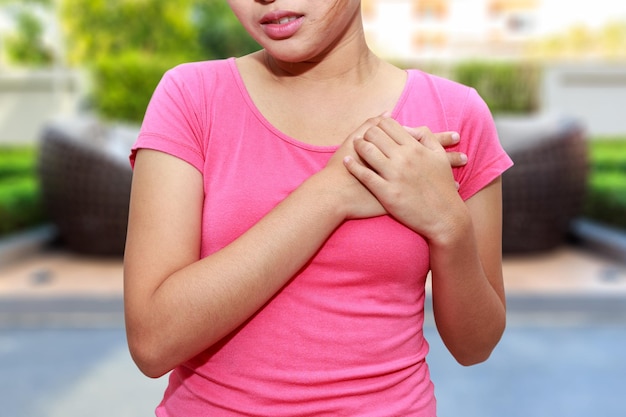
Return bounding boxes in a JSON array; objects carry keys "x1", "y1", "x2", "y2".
[
  {"x1": 584, "y1": 137, "x2": 626, "y2": 232},
  {"x1": 0, "y1": 145, "x2": 46, "y2": 237}
]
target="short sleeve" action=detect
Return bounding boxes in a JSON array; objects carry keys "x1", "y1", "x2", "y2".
[
  {"x1": 129, "y1": 64, "x2": 207, "y2": 172},
  {"x1": 453, "y1": 88, "x2": 513, "y2": 201}
]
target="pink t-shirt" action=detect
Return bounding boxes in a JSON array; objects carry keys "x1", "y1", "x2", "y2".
[{"x1": 130, "y1": 58, "x2": 513, "y2": 416}]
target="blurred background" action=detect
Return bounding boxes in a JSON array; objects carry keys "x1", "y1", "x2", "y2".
[
  {"x1": 1, "y1": 0, "x2": 625, "y2": 256},
  {"x1": 0, "y1": 1, "x2": 625, "y2": 417}
]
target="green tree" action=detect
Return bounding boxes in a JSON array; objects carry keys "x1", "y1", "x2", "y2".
[
  {"x1": 0, "y1": 0, "x2": 50, "y2": 5},
  {"x1": 61, "y1": 0, "x2": 261, "y2": 66},
  {"x1": 58, "y1": 0, "x2": 261, "y2": 123},
  {"x1": 4, "y1": 8, "x2": 54, "y2": 66},
  {"x1": 60, "y1": 0, "x2": 201, "y2": 65},
  {"x1": 599, "y1": 21, "x2": 626, "y2": 60},
  {"x1": 0, "y1": 0, "x2": 54, "y2": 66},
  {"x1": 193, "y1": 1, "x2": 259, "y2": 59},
  {"x1": 59, "y1": 0, "x2": 202, "y2": 122},
  {"x1": 527, "y1": 20, "x2": 626, "y2": 61}
]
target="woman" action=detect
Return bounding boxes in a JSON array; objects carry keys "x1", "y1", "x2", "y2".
[{"x1": 124, "y1": 1, "x2": 513, "y2": 415}]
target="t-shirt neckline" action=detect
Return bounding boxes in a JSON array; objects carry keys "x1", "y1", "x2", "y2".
[{"x1": 226, "y1": 57, "x2": 413, "y2": 153}]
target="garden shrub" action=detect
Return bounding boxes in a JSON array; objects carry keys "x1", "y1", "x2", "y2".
[
  {"x1": 61, "y1": 0, "x2": 200, "y2": 66},
  {"x1": 0, "y1": 146, "x2": 38, "y2": 178},
  {"x1": 0, "y1": 177, "x2": 45, "y2": 236},
  {"x1": 0, "y1": 146, "x2": 46, "y2": 237},
  {"x1": 452, "y1": 60, "x2": 541, "y2": 114},
  {"x1": 588, "y1": 137, "x2": 626, "y2": 172},
  {"x1": 4, "y1": 8, "x2": 54, "y2": 67},
  {"x1": 90, "y1": 52, "x2": 184, "y2": 124},
  {"x1": 194, "y1": 1, "x2": 260, "y2": 59},
  {"x1": 584, "y1": 139, "x2": 626, "y2": 232},
  {"x1": 584, "y1": 172, "x2": 626, "y2": 231}
]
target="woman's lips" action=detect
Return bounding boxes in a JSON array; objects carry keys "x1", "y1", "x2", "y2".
[{"x1": 260, "y1": 12, "x2": 304, "y2": 39}]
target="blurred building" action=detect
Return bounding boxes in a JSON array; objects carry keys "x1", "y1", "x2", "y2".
[
  {"x1": 362, "y1": 0, "x2": 626, "y2": 135},
  {"x1": 362, "y1": 0, "x2": 540, "y2": 62},
  {"x1": 362, "y1": 0, "x2": 626, "y2": 63}
]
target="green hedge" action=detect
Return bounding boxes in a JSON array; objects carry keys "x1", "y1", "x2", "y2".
[
  {"x1": 584, "y1": 139, "x2": 626, "y2": 231},
  {"x1": 588, "y1": 137, "x2": 626, "y2": 172},
  {"x1": 452, "y1": 61, "x2": 541, "y2": 115},
  {"x1": 90, "y1": 52, "x2": 185, "y2": 123},
  {"x1": 0, "y1": 146, "x2": 46, "y2": 237},
  {"x1": 585, "y1": 173, "x2": 626, "y2": 231},
  {"x1": 0, "y1": 177, "x2": 46, "y2": 236},
  {"x1": 0, "y1": 146, "x2": 38, "y2": 178},
  {"x1": 90, "y1": 57, "x2": 543, "y2": 126}
]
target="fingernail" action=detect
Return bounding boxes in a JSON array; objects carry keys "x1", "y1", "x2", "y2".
[
  {"x1": 381, "y1": 111, "x2": 393, "y2": 118},
  {"x1": 451, "y1": 132, "x2": 460, "y2": 143},
  {"x1": 460, "y1": 153, "x2": 468, "y2": 164}
]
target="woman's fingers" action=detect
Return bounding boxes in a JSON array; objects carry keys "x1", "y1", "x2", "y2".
[
  {"x1": 447, "y1": 151, "x2": 468, "y2": 167},
  {"x1": 343, "y1": 154, "x2": 385, "y2": 191},
  {"x1": 349, "y1": 114, "x2": 389, "y2": 141},
  {"x1": 403, "y1": 126, "x2": 454, "y2": 144},
  {"x1": 403, "y1": 126, "x2": 467, "y2": 167},
  {"x1": 347, "y1": 118, "x2": 467, "y2": 195},
  {"x1": 343, "y1": 117, "x2": 467, "y2": 234}
]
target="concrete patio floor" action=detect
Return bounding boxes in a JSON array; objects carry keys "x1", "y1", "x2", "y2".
[
  {"x1": 1, "y1": 243, "x2": 626, "y2": 302},
  {"x1": 1, "y1": 243, "x2": 626, "y2": 417},
  {"x1": 1, "y1": 242, "x2": 626, "y2": 328}
]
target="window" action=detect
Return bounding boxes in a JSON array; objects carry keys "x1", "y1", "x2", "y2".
[{"x1": 413, "y1": 0, "x2": 449, "y2": 20}]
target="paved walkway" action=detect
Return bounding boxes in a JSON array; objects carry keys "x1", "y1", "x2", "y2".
[
  {"x1": 1, "y1": 244, "x2": 626, "y2": 417},
  {"x1": 2, "y1": 244, "x2": 626, "y2": 312}
]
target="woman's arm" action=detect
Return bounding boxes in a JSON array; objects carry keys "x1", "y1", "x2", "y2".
[
  {"x1": 124, "y1": 115, "x2": 469, "y2": 378},
  {"x1": 344, "y1": 116, "x2": 506, "y2": 365},
  {"x1": 124, "y1": 115, "x2": 400, "y2": 378},
  {"x1": 124, "y1": 146, "x2": 368, "y2": 378},
  {"x1": 428, "y1": 178, "x2": 506, "y2": 366}
]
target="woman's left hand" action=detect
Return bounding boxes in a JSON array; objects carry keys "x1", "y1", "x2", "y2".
[{"x1": 343, "y1": 117, "x2": 469, "y2": 241}]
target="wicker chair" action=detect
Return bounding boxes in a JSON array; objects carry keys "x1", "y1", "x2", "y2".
[
  {"x1": 38, "y1": 115, "x2": 587, "y2": 257},
  {"x1": 497, "y1": 115, "x2": 589, "y2": 254},
  {"x1": 38, "y1": 118, "x2": 137, "y2": 256}
]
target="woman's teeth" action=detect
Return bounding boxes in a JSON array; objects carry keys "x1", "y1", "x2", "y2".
[{"x1": 273, "y1": 16, "x2": 298, "y2": 24}]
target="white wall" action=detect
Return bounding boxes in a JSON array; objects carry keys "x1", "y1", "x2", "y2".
[
  {"x1": 542, "y1": 64, "x2": 626, "y2": 137},
  {"x1": 0, "y1": 70, "x2": 81, "y2": 144},
  {"x1": 2, "y1": 65, "x2": 624, "y2": 144}
]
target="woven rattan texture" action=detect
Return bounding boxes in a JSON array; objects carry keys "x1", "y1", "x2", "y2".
[
  {"x1": 39, "y1": 124, "x2": 132, "y2": 256},
  {"x1": 501, "y1": 120, "x2": 588, "y2": 253}
]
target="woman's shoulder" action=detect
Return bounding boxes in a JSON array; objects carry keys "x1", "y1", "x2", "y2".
[
  {"x1": 405, "y1": 68, "x2": 488, "y2": 118},
  {"x1": 171, "y1": 57, "x2": 233, "y2": 71},
  {"x1": 407, "y1": 68, "x2": 474, "y2": 99},
  {"x1": 161, "y1": 58, "x2": 237, "y2": 88}
]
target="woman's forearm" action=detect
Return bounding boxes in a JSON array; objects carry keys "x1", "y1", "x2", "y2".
[
  {"x1": 126, "y1": 172, "x2": 349, "y2": 378},
  {"x1": 429, "y1": 213, "x2": 506, "y2": 366}
]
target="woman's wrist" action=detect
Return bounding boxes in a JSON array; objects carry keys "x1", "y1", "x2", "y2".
[{"x1": 426, "y1": 203, "x2": 473, "y2": 249}]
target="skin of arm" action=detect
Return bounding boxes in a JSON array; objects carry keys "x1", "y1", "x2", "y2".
[
  {"x1": 124, "y1": 145, "x2": 364, "y2": 378},
  {"x1": 429, "y1": 177, "x2": 506, "y2": 366},
  {"x1": 124, "y1": 115, "x2": 467, "y2": 378},
  {"x1": 344, "y1": 117, "x2": 506, "y2": 366}
]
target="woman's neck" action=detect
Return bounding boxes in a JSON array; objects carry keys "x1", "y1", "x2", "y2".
[{"x1": 260, "y1": 32, "x2": 382, "y2": 89}]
